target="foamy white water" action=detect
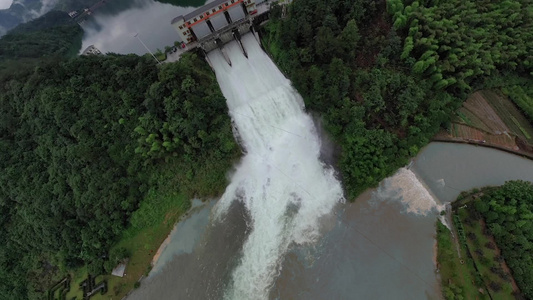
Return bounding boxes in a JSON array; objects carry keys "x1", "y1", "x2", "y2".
[
  {"x1": 207, "y1": 34, "x2": 344, "y2": 299},
  {"x1": 373, "y1": 167, "x2": 444, "y2": 216}
]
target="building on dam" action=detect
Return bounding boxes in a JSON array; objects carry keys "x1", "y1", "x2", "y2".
[
  {"x1": 171, "y1": 0, "x2": 263, "y2": 44},
  {"x1": 170, "y1": 0, "x2": 273, "y2": 66}
]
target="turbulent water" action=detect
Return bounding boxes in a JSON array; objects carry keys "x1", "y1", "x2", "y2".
[
  {"x1": 207, "y1": 34, "x2": 344, "y2": 299},
  {"x1": 373, "y1": 167, "x2": 445, "y2": 216}
]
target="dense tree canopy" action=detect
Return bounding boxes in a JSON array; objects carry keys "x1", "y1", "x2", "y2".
[
  {"x1": 264, "y1": 0, "x2": 532, "y2": 197},
  {"x1": 389, "y1": 0, "x2": 533, "y2": 91},
  {"x1": 0, "y1": 53, "x2": 238, "y2": 299},
  {"x1": 474, "y1": 181, "x2": 533, "y2": 299}
]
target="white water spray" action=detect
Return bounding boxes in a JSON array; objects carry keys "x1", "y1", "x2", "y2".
[
  {"x1": 208, "y1": 34, "x2": 344, "y2": 299},
  {"x1": 373, "y1": 168, "x2": 445, "y2": 216}
]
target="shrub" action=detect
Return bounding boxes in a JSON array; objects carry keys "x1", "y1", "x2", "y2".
[
  {"x1": 485, "y1": 242, "x2": 496, "y2": 250},
  {"x1": 87, "y1": 259, "x2": 105, "y2": 276},
  {"x1": 489, "y1": 281, "x2": 502, "y2": 292}
]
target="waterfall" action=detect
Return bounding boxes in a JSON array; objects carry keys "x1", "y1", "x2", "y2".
[{"x1": 207, "y1": 34, "x2": 345, "y2": 299}]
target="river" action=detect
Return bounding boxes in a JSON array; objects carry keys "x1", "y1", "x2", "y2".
[
  {"x1": 126, "y1": 32, "x2": 533, "y2": 299},
  {"x1": 79, "y1": 0, "x2": 206, "y2": 55}
]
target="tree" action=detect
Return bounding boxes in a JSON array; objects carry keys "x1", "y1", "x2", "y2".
[
  {"x1": 0, "y1": 53, "x2": 238, "y2": 299},
  {"x1": 475, "y1": 181, "x2": 533, "y2": 299}
]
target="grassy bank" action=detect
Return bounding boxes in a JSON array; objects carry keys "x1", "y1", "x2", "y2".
[
  {"x1": 66, "y1": 192, "x2": 188, "y2": 299},
  {"x1": 436, "y1": 220, "x2": 484, "y2": 299},
  {"x1": 63, "y1": 151, "x2": 239, "y2": 299},
  {"x1": 436, "y1": 190, "x2": 519, "y2": 300}
]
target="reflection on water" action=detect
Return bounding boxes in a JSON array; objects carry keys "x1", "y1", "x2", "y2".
[
  {"x1": 80, "y1": 0, "x2": 206, "y2": 55},
  {"x1": 413, "y1": 142, "x2": 533, "y2": 202}
]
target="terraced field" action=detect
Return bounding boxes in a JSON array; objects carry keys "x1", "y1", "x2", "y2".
[
  {"x1": 454, "y1": 107, "x2": 492, "y2": 133},
  {"x1": 450, "y1": 123, "x2": 517, "y2": 150},
  {"x1": 480, "y1": 90, "x2": 533, "y2": 143},
  {"x1": 462, "y1": 91, "x2": 509, "y2": 133},
  {"x1": 445, "y1": 90, "x2": 533, "y2": 155}
]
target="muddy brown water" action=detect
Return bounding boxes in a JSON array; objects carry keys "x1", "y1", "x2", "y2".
[{"x1": 128, "y1": 142, "x2": 533, "y2": 300}]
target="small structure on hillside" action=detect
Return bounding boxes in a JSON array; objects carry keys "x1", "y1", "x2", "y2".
[
  {"x1": 80, "y1": 275, "x2": 107, "y2": 299},
  {"x1": 111, "y1": 259, "x2": 129, "y2": 277},
  {"x1": 82, "y1": 45, "x2": 102, "y2": 56}
]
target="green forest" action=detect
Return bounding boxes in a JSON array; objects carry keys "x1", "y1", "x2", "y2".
[
  {"x1": 0, "y1": 11, "x2": 238, "y2": 300},
  {"x1": 264, "y1": 0, "x2": 533, "y2": 198},
  {"x1": 474, "y1": 181, "x2": 533, "y2": 299},
  {"x1": 0, "y1": 10, "x2": 83, "y2": 80}
]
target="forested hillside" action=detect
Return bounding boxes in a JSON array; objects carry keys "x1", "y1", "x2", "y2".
[
  {"x1": 0, "y1": 10, "x2": 83, "y2": 82},
  {"x1": 0, "y1": 10, "x2": 82, "y2": 62},
  {"x1": 0, "y1": 53, "x2": 238, "y2": 299},
  {"x1": 264, "y1": 0, "x2": 533, "y2": 198},
  {"x1": 0, "y1": 0, "x2": 45, "y2": 36},
  {"x1": 0, "y1": 0, "x2": 100, "y2": 36},
  {"x1": 474, "y1": 181, "x2": 533, "y2": 299}
]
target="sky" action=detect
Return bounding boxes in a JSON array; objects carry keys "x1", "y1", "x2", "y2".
[{"x1": 0, "y1": 0, "x2": 12, "y2": 9}]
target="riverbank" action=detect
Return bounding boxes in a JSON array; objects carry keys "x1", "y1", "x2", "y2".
[
  {"x1": 63, "y1": 147, "x2": 240, "y2": 300},
  {"x1": 65, "y1": 192, "x2": 191, "y2": 300},
  {"x1": 432, "y1": 135, "x2": 533, "y2": 160}
]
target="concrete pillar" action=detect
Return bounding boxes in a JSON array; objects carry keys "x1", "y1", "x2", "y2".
[
  {"x1": 224, "y1": 11, "x2": 232, "y2": 24},
  {"x1": 206, "y1": 19, "x2": 215, "y2": 32},
  {"x1": 241, "y1": 2, "x2": 248, "y2": 16}
]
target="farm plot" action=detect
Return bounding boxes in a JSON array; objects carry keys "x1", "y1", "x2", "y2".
[
  {"x1": 451, "y1": 123, "x2": 484, "y2": 141},
  {"x1": 463, "y1": 92, "x2": 509, "y2": 133},
  {"x1": 480, "y1": 90, "x2": 533, "y2": 143},
  {"x1": 454, "y1": 107, "x2": 492, "y2": 133},
  {"x1": 451, "y1": 123, "x2": 517, "y2": 149}
]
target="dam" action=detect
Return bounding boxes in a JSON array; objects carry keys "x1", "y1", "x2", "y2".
[{"x1": 170, "y1": 0, "x2": 271, "y2": 65}]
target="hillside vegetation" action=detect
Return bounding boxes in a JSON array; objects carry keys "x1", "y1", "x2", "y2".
[
  {"x1": 0, "y1": 10, "x2": 82, "y2": 61},
  {"x1": 0, "y1": 0, "x2": 100, "y2": 36},
  {"x1": 503, "y1": 84, "x2": 533, "y2": 124},
  {"x1": 0, "y1": 10, "x2": 83, "y2": 82},
  {"x1": 0, "y1": 48, "x2": 238, "y2": 300},
  {"x1": 264, "y1": 0, "x2": 533, "y2": 198},
  {"x1": 474, "y1": 181, "x2": 533, "y2": 299}
]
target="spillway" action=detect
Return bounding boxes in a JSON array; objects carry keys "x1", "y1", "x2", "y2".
[{"x1": 207, "y1": 34, "x2": 345, "y2": 299}]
